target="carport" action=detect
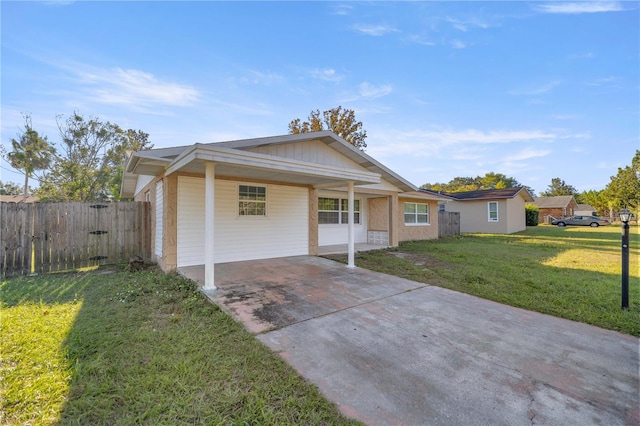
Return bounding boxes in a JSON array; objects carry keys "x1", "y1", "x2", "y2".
[{"x1": 182, "y1": 256, "x2": 639, "y2": 426}]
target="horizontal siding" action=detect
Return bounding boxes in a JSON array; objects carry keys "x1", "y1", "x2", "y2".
[
  {"x1": 247, "y1": 140, "x2": 359, "y2": 169},
  {"x1": 177, "y1": 176, "x2": 308, "y2": 267}
]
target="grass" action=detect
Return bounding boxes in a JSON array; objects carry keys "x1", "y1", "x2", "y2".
[
  {"x1": 1, "y1": 268, "x2": 360, "y2": 426},
  {"x1": 327, "y1": 225, "x2": 640, "y2": 336}
]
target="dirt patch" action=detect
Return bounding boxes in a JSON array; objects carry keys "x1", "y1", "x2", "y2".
[{"x1": 388, "y1": 252, "x2": 452, "y2": 269}]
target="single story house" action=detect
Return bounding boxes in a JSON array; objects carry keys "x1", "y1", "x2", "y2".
[
  {"x1": 422, "y1": 187, "x2": 534, "y2": 234},
  {"x1": 575, "y1": 204, "x2": 597, "y2": 216},
  {"x1": 532, "y1": 196, "x2": 578, "y2": 223},
  {"x1": 121, "y1": 131, "x2": 447, "y2": 289}
]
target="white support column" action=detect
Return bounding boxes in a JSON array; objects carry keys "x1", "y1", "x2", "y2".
[
  {"x1": 347, "y1": 181, "x2": 355, "y2": 268},
  {"x1": 204, "y1": 162, "x2": 216, "y2": 290}
]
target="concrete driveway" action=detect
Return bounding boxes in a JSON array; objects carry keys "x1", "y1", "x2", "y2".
[{"x1": 193, "y1": 256, "x2": 639, "y2": 426}]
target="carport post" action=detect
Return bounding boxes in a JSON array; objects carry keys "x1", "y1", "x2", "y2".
[
  {"x1": 347, "y1": 181, "x2": 355, "y2": 268},
  {"x1": 204, "y1": 162, "x2": 216, "y2": 290}
]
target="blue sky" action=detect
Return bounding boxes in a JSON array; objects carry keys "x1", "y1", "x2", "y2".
[{"x1": 1, "y1": 1, "x2": 638, "y2": 195}]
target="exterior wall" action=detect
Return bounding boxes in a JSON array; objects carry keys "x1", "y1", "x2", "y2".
[
  {"x1": 134, "y1": 175, "x2": 161, "y2": 264},
  {"x1": 176, "y1": 176, "x2": 309, "y2": 267},
  {"x1": 308, "y1": 188, "x2": 318, "y2": 256},
  {"x1": 397, "y1": 198, "x2": 439, "y2": 241},
  {"x1": 248, "y1": 140, "x2": 359, "y2": 170},
  {"x1": 155, "y1": 180, "x2": 163, "y2": 258},
  {"x1": 368, "y1": 197, "x2": 389, "y2": 231},
  {"x1": 538, "y1": 199, "x2": 578, "y2": 223},
  {"x1": 317, "y1": 190, "x2": 368, "y2": 246},
  {"x1": 505, "y1": 196, "x2": 527, "y2": 234},
  {"x1": 446, "y1": 199, "x2": 509, "y2": 234},
  {"x1": 163, "y1": 174, "x2": 179, "y2": 272}
]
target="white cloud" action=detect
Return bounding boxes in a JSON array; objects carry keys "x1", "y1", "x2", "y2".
[
  {"x1": 446, "y1": 17, "x2": 492, "y2": 32},
  {"x1": 535, "y1": 1, "x2": 623, "y2": 14},
  {"x1": 509, "y1": 81, "x2": 560, "y2": 96},
  {"x1": 310, "y1": 68, "x2": 343, "y2": 82},
  {"x1": 77, "y1": 67, "x2": 200, "y2": 108},
  {"x1": 503, "y1": 148, "x2": 551, "y2": 162},
  {"x1": 406, "y1": 35, "x2": 436, "y2": 46},
  {"x1": 368, "y1": 128, "x2": 560, "y2": 158},
  {"x1": 450, "y1": 39, "x2": 467, "y2": 49},
  {"x1": 331, "y1": 4, "x2": 353, "y2": 16},
  {"x1": 351, "y1": 24, "x2": 399, "y2": 36},
  {"x1": 358, "y1": 82, "x2": 392, "y2": 99},
  {"x1": 238, "y1": 70, "x2": 284, "y2": 86}
]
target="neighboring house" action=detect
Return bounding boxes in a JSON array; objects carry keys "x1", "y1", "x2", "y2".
[
  {"x1": 0, "y1": 194, "x2": 39, "y2": 203},
  {"x1": 575, "y1": 204, "x2": 597, "y2": 216},
  {"x1": 422, "y1": 187, "x2": 534, "y2": 234},
  {"x1": 532, "y1": 196, "x2": 578, "y2": 223},
  {"x1": 121, "y1": 131, "x2": 447, "y2": 289}
]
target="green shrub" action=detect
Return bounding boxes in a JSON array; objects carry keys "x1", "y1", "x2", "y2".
[{"x1": 525, "y1": 203, "x2": 539, "y2": 226}]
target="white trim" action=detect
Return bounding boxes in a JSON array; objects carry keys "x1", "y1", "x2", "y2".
[
  {"x1": 404, "y1": 202, "x2": 430, "y2": 225},
  {"x1": 488, "y1": 201, "x2": 499, "y2": 222}
]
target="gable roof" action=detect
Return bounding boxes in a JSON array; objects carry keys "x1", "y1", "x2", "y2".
[
  {"x1": 420, "y1": 187, "x2": 534, "y2": 202},
  {"x1": 576, "y1": 204, "x2": 595, "y2": 211},
  {"x1": 533, "y1": 196, "x2": 576, "y2": 208},
  {"x1": 121, "y1": 131, "x2": 417, "y2": 198}
]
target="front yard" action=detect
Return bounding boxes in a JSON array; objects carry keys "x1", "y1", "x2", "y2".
[
  {"x1": 1, "y1": 269, "x2": 359, "y2": 426},
  {"x1": 327, "y1": 225, "x2": 640, "y2": 336},
  {"x1": 2, "y1": 225, "x2": 638, "y2": 425}
]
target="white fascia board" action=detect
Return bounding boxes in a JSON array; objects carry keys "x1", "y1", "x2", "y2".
[{"x1": 166, "y1": 145, "x2": 382, "y2": 184}]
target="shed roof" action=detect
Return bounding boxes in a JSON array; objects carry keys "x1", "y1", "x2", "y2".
[{"x1": 421, "y1": 187, "x2": 533, "y2": 202}]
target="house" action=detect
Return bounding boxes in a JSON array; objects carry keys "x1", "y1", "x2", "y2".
[
  {"x1": 422, "y1": 187, "x2": 534, "y2": 234},
  {"x1": 532, "y1": 196, "x2": 578, "y2": 223},
  {"x1": 575, "y1": 204, "x2": 596, "y2": 216},
  {"x1": 0, "y1": 194, "x2": 39, "y2": 203},
  {"x1": 121, "y1": 131, "x2": 447, "y2": 289}
]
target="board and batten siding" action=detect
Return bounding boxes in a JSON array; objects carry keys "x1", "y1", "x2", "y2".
[
  {"x1": 155, "y1": 180, "x2": 163, "y2": 257},
  {"x1": 176, "y1": 176, "x2": 309, "y2": 267}
]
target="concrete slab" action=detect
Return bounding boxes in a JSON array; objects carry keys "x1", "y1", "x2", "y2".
[{"x1": 195, "y1": 256, "x2": 639, "y2": 425}]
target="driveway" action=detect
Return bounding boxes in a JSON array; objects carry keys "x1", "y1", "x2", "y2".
[{"x1": 193, "y1": 256, "x2": 639, "y2": 426}]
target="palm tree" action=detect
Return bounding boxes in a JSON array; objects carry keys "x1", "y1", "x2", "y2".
[{"x1": 7, "y1": 115, "x2": 56, "y2": 201}]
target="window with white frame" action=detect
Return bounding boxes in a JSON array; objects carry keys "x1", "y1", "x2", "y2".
[
  {"x1": 238, "y1": 185, "x2": 266, "y2": 216},
  {"x1": 488, "y1": 201, "x2": 499, "y2": 222},
  {"x1": 318, "y1": 197, "x2": 360, "y2": 224},
  {"x1": 404, "y1": 202, "x2": 429, "y2": 224}
]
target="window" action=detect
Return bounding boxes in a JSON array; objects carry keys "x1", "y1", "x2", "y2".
[
  {"x1": 319, "y1": 197, "x2": 360, "y2": 224},
  {"x1": 488, "y1": 202, "x2": 498, "y2": 222},
  {"x1": 144, "y1": 191, "x2": 151, "y2": 202},
  {"x1": 404, "y1": 203, "x2": 429, "y2": 225},
  {"x1": 239, "y1": 185, "x2": 266, "y2": 216}
]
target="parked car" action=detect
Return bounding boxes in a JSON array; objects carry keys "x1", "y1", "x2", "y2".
[{"x1": 551, "y1": 215, "x2": 610, "y2": 227}]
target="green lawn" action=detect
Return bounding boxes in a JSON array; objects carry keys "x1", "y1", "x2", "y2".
[
  {"x1": 1, "y1": 269, "x2": 360, "y2": 426},
  {"x1": 327, "y1": 225, "x2": 640, "y2": 336}
]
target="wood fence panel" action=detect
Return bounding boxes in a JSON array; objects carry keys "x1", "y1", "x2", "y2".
[
  {"x1": 438, "y1": 211, "x2": 460, "y2": 238},
  {"x1": 1, "y1": 201, "x2": 150, "y2": 278}
]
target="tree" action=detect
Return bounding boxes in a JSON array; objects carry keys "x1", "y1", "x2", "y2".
[
  {"x1": 604, "y1": 149, "x2": 640, "y2": 212},
  {"x1": 420, "y1": 172, "x2": 529, "y2": 193},
  {"x1": 6, "y1": 114, "x2": 56, "y2": 201},
  {"x1": 288, "y1": 106, "x2": 367, "y2": 150},
  {"x1": 540, "y1": 178, "x2": 577, "y2": 197},
  {"x1": 37, "y1": 112, "x2": 152, "y2": 202},
  {"x1": 0, "y1": 181, "x2": 24, "y2": 195}
]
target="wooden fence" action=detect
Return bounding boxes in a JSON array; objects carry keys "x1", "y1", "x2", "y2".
[
  {"x1": 1, "y1": 202, "x2": 150, "y2": 277},
  {"x1": 438, "y1": 211, "x2": 460, "y2": 238}
]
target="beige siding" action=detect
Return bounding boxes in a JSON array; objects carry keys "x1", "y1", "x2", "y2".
[
  {"x1": 445, "y1": 197, "x2": 527, "y2": 234},
  {"x1": 247, "y1": 140, "x2": 357, "y2": 169}
]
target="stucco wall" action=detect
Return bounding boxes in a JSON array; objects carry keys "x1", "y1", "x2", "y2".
[
  {"x1": 397, "y1": 198, "x2": 439, "y2": 241},
  {"x1": 506, "y1": 196, "x2": 526, "y2": 233},
  {"x1": 368, "y1": 197, "x2": 389, "y2": 231}
]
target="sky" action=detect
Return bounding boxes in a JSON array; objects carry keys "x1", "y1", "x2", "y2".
[{"x1": 1, "y1": 1, "x2": 638, "y2": 195}]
